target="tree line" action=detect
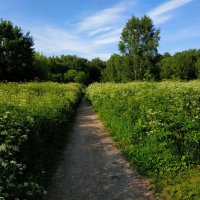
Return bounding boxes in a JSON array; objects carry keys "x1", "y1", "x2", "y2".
[
  {"x1": 103, "y1": 49, "x2": 200, "y2": 82},
  {"x1": 33, "y1": 53, "x2": 106, "y2": 84},
  {"x1": 103, "y1": 15, "x2": 200, "y2": 82},
  {"x1": 0, "y1": 19, "x2": 106, "y2": 84},
  {"x1": 1, "y1": 17, "x2": 200, "y2": 83}
]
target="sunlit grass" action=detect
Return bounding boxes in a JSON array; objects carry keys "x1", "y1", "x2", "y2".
[{"x1": 87, "y1": 81, "x2": 200, "y2": 199}]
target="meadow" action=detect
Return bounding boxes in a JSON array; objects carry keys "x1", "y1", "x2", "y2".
[
  {"x1": 87, "y1": 81, "x2": 200, "y2": 200},
  {"x1": 1, "y1": 80, "x2": 200, "y2": 200},
  {"x1": 0, "y1": 82, "x2": 82, "y2": 200}
]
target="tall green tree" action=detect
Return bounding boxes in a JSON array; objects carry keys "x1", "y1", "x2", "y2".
[
  {"x1": 102, "y1": 54, "x2": 130, "y2": 82},
  {"x1": 158, "y1": 50, "x2": 200, "y2": 81},
  {"x1": 0, "y1": 19, "x2": 34, "y2": 81},
  {"x1": 173, "y1": 50, "x2": 197, "y2": 80},
  {"x1": 195, "y1": 57, "x2": 200, "y2": 78},
  {"x1": 33, "y1": 52, "x2": 50, "y2": 80},
  {"x1": 89, "y1": 58, "x2": 106, "y2": 83},
  {"x1": 118, "y1": 15, "x2": 160, "y2": 80},
  {"x1": 158, "y1": 54, "x2": 175, "y2": 79}
]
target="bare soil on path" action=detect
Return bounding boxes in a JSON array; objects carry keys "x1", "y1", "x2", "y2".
[{"x1": 44, "y1": 99, "x2": 155, "y2": 200}]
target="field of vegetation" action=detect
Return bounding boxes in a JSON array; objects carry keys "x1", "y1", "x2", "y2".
[
  {"x1": 0, "y1": 82, "x2": 82, "y2": 200},
  {"x1": 87, "y1": 81, "x2": 200, "y2": 199},
  {"x1": 1, "y1": 14, "x2": 200, "y2": 200}
]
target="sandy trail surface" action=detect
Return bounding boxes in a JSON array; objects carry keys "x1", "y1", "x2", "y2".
[{"x1": 43, "y1": 100, "x2": 155, "y2": 200}]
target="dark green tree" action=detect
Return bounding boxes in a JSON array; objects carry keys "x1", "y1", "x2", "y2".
[
  {"x1": 74, "y1": 71, "x2": 87, "y2": 84},
  {"x1": 158, "y1": 54, "x2": 175, "y2": 79},
  {"x1": 33, "y1": 52, "x2": 50, "y2": 80},
  {"x1": 89, "y1": 58, "x2": 106, "y2": 83},
  {"x1": 173, "y1": 50, "x2": 197, "y2": 80},
  {"x1": 195, "y1": 57, "x2": 200, "y2": 78},
  {"x1": 49, "y1": 56, "x2": 67, "y2": 75},
  {"x1": 102, "y1": 54, "x2": 129, "y2": 82},
  {"x1": 0, "y1": 19, "x2": 34, "y2": 81},
  {"x1": 59, "y1": 55, "x2": 88, "y2": 71},
  {"x1": 158, "y1": 50, "x2": 200, "y2": 80},
  {"x1": 63, "y1": 69, "x2": 77, "y2": 82},
  {"x1": 118, "y1": 15, "x2": 160, "y2": 80}
]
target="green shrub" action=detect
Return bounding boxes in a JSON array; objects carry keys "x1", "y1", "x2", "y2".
[
  {"x1": 0, "y1": 82, "x2": 82, "y2": 200},
  {"x1": 86, "y1": 81, "x2": 200, "y2": 199}
]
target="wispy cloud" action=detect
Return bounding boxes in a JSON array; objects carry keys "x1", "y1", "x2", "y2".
[
  {"x1": 77, "y1": 1, "x2": 133, "y2": 35},
  {"x1": 28, "y1": 0, "x2": 194, "y2": 60},
  {"x1": 82, "y1": 52, "x2": 112, "y2": 60},
  {"x1": 152, "y1": 14, "x2": 172, "y2": 24},
  {"x1": 29, "y1": 25, "x2": 120, "y2": 60},
  {"x1": 148, "y1": 0, "x2": 193, "y2": 24},
  {"x1": 87, "y1": 27, "x2": 114, "y2": 37},
  {"x1": 93, "y1": 28, "x2": 122, "y2": 45},
  {"x1": 163, "y1": 27, "x2": 200, "y2": 42},
  {"x1": 31, "y1": 26, "x2": 91, "y2": 54},
  {"x1": 27, "y1": 1, "x2": 133, "y2": 60}
]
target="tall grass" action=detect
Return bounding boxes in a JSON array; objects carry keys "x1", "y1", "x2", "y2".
[
  {"x1": 0, "y1": 82, "x2": 82, "y2": 200},
  {"x1": 87, "y1": 81, "x2": 200, "y2": 199}
]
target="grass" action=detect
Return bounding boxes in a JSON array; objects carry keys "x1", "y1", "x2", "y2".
[
  {"x1": 0, "y1": 82, "x2": 83, "y2": 200},
  {"x1": 86, "y1": 81, "x2": 200, "y2": 199}
]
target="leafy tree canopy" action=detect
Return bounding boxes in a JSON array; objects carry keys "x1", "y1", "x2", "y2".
[
  {"x1": 118, "y1": 15, "x2": 160, "y2": 80},
  {"x1": 0, "y1": 19, "x2": 34, "y2": 81},
  {"x1": 119, "y1": 15, "x2": 160, "y2": 57}
]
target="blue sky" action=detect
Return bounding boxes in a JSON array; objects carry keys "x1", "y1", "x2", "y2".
[{"x1": 0, "y1": 0, "x2": 199, "y2": 60}]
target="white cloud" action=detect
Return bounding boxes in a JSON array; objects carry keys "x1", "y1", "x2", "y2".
[
  {"x1": 93, "y1": 36, "x2": 119, "y2": 45},
  {"x1": 147, "y1": 0, "x2": 193, "y2": 24},
  {"x1": 27, "y1": 1, "x2": 133, "y2": 60},
  {"x1": 87, "y1": 27, "x2": 114, "y2": 37},
  {"x1": 81, "y1": 52, "x2": 112, "y2": 60},
  {"x1": 30, "y1": 26, "x2": 91, "y2": 54},
  {"x1": 77, "y1": 1, "x2": 133, "y2": 33},
  {"x1": 93, "y1": 28, "x2": 122, "y2": 45},
  {"x1": 28, "y1": 25, "x2": 118, "y2": 60},
  {"x1": 152, "y1": 14, "x2": 172, "y2": 25},
  {"x1": 148, "y1": 0, "x2": 192, "y2": 18},
  {"x1": 163, "y1": 27, "x2": 200, "y2": 42},
  {"x1": 26, "y1": 0, "x2": 193, "y2": 60}
]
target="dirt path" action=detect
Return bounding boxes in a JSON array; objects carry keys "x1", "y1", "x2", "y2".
[{"x1": 44, "y1": 99, "x2": 155, "y2": 200}]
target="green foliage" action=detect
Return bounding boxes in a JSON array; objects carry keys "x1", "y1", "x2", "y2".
[
  {"x1": 59, "y1": 55, "x2": 88, "y2": 71},
  {"x1": 0, "y1": 82, "x2": 82, "y2": 200},
  {"x1": 159, "y1": 55, "x2": 174, "y2": 79},
  {"x1": 102, "y1": 15, "x2": 160, "y2": 82},
  {"x1": 34, "y1": 54, "x2": 105, "y2": 84},
  {"x1": 0, "y1": 19, "x2": 34, "y2": 81},
  {"x1": 0, "y1": 17, "x2": 104, "y2": 84},
  {"x1": 173, "y1": 50, "x2": 197, "y2": 80},
  {"x1": 118, "y1": 15, "x2": 160, "y2": 81},
  {"x1": 64, "y1": 69, "x2": 77, "y2": 82},
  {"x1": 119, "y1": 15, "x2": 160, "y2": 57},
  {"x1": 158, "y1": 50, "x2": 200, "y2": 80},
  {"x1": 33, "y1": 52, "x2": 50, "y2": 80},
  {"x1": 195, "y1": 58, "x2": 200, "y2": 78},
  {"x1": 102, "y1": 54, "x2": 130, "y2": 82},
  {"x1": 49, "y1": 73, "x2": 63, "y2": 82},
  {"x1": 160, "y1": 167, "x2": 200, "y2": 199},
  {"x1": 89, "y1": 58, "x2": 106, "y2": 82},
  {"x1": 2, "y1": 19, "x2": 200, "y2": 84},
  {"x1": 74, "y1": 71, "x2": 87, "y2": 84},
  {"x1": 86, "y1": 81, "x2": 200, "y2": 199}
]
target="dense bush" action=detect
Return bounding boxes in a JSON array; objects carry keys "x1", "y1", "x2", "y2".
[
  {"x1": 87, "y1": 81, "x2": 200, "y2": 199},
  {"x1": 158, "y1": 50, "x2": 200, "y2": 80},
  {"x1": 0, "y1": 82, "x2": 82, "y2": 199}
]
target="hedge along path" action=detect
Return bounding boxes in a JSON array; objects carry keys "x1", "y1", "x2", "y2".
[{"x1": 44, "y1": 99, "x2": 155, "y2": 200}]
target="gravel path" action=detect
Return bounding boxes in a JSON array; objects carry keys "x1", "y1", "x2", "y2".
[{"x1": 43, "y1": 99, "x2": 155, "y2": 200}]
